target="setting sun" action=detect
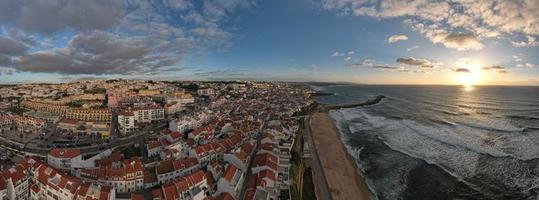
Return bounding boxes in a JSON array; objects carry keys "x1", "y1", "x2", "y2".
[
  {"x1": 457, "y1": 71, "x2": 481, "y2": 86},
  {"x1": 454, "y1": 58, "x2": 483, "y2": 86}
]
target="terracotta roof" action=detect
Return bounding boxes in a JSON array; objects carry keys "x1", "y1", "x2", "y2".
[
  {"x1": 163, "y1": 183, "x2": 179, "y2": 200},
  {"x1": 49, "y1": 148, "x2": 81, "y2": 158},
  {"x1": 143, "y1": 170, "x2": 157, "y2": 184},
  {"x1": 223, "y1": 164, "x2": 238, "y2": 183},
  {"x1": 253, "y1": 153, "x2": 278, "y2": 171}
]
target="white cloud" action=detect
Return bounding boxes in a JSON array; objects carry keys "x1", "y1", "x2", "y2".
[
  {"x1": 332, "y1": 51, "x2": 353, "y2": 57},
  {"x1": 512, "y1": 55, "x2": 522, "y2": 62},
  {"x1": 407, "y1": 45, "x2": 419, "y2": 51},
  {"x1": 511, "y1": 36, "x2": 538, "y2": 47},
  {"x1": 397, "y1": 57, "x2": 441, "y2": 68},
  {"x1": 387, "y1": 34, "x2": 408, "y2": 43},
  {"x1": 321, "y1": 0, "x2": 539, "y2": 48},
  {"x1": 344, "y1": 56, "x2": 352, "y2": 61},
  {"x1": 525, "y1": 63, "x2": 535, "y2": 68}
]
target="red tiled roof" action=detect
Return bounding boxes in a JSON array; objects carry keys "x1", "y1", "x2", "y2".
[
  {"x1": 49, "y1": 148, "x2": 81, "y2": 158},
  {"x1": 253, "y1": 153, "x2": 278, "y2": 171},
  {"x1": 163, "y1": 183, "x2": 179, "y2": 200},
  {"x1": 223, "y1": 164, "x2": 238, "y2": 183}
]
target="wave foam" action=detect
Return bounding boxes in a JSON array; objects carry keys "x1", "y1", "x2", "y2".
[{"x1": 332, "y1": 108, "x2": 539, "y2": 191}]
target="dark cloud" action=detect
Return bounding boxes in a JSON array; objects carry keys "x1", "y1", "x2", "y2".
[
  {"x1": 482, "y1": 65, "x2": 505, "y2": 70},
  {"x1": 13, "y1": 31, "x2": 178, "y2": 75},
  {"x1": 396, "y1": 57, "x2": 438, "y2": 68},
  {"x1": 442, "y1": 33, "x2": 483, "y2": 50},
  {"x1": 454, "y1": 68, "x2": 470, "y2": 73},
  {"x1": 0, "y1": 0, "x2": 124, "y2": 35},
  {"x1": 372, "y1": 65, "x2": 398, "y2": 69},
  {"x1": 0, "y1": 55, "x2": 13, "y2": 66},
  {"x1": 348, "y1": 59, "x2": 409, "y2": 72},
  {"x1": 498, "y1": 70, "x2": 510, "y2": 74},
  {"x1": 194, "y1": 69, "x2": 246, "y2": 77},
  {"x1": 0, "y1": 36, "x2": 29, "y2": 56},
  {"x1": 0, "y1": 0, "x2": 257, "y2": 76},
  {"x1": 7, "y1": 29, "x2": 38, "y2": 46}
]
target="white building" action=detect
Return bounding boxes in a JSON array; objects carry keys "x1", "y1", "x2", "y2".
[
  {"x1": 197, "y1": 88, "x2": 215, "y2": 97},
  {"x1": 47, "y1": 148, "x2": 82, "y2": 171},
  {"x1": 216, "y1": 164, "x2": 245, "y2": 199},
  {"x1": 118, "y1": 111, "x2": 135, "y2": 135},
  {"x1": 155, "y1": 158, "x2": 200, "y2": 184},
  {"x1": 133, "y1": 105, "x2": 164, "y2": 123}
]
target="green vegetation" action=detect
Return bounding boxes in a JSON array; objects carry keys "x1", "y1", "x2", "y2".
[
  {"x1": 180, "y1": 83, "x2": 199, "y2": 92},
  {"x1": 121, "y1": 146, "x2": 142, "y2": 158},
  {"x1": 101, "y1": 94, "x2": 108, "y2": 108},
  {"x1": 7, "y1": 107, "x2": 29, "y2": 115},
  {"x1": 1, "y1": 96, "x2": 21, "y2": 102},
  {"x1": 292, "y1": 103, "x2": 318, "y2": 117},
  {"x1": 66, "y1": 101, "x2": 83, "y2": 107},
  {"x1": 290, "y1": 122, "x2": 304, "y2": 200},
  {"x1": 84, "y1": 88, "x2": 107, "y2": 94},
  {"x1": 302, "y1": 168, "x2": 317, "y2": 200}
]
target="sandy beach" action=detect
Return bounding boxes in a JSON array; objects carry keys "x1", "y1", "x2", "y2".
[{"x1": 309, "y1": 112, "x2": 371, "y2": 200}]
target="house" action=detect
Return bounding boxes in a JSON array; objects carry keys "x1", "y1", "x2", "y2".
[
  {"x1": 216, "y1": 164, "x2": 245, "y2": 199},
  {"x1": 155, "y1": 158, "x2": 199, "y2": 184},
  {"x1": 118, "y1": 111, "x2": 135, "y2": 135},
  {"x1": 47, "y1": 148, "x2": 82, "y2": 171},
  {"x1": 223, "y1": 141, "x2": 256, "y2": 171}
]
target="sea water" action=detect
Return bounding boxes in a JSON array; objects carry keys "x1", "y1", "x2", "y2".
[{"x1": 314, "y1": 84, "x2": 539, "y2": 200}]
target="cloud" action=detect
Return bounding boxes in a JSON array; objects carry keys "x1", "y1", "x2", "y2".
[
  {"x1": 442, "y1": 33, "x2": 483, "y2": 51},
  {"x1": 348, "y1": 58, "x2": 405, "y2": 72},
  {"x1": 0, "y1": 0, "x2": 257, "y2": 76},
  {"x1": 525, "y1": 63, "x2": 536, "y2": 68},
  {"x1": 0, "y1": 0, "x2": 124, "y2": 35},
  {"x1": 331, "y1": 51, "x2": 345, "y2": 57},
  {"x1": 512, "y1": 55, "x2": 522, "y2": 62},
  {"x1": 347, "y1": 51, "x2": 355, "y2": 55},
  {"x1": 194, "y1": 69, "x2": 250, "y2": 77},
  {"x1": 482, "y1": 65, "x2": 505, "y2": 70},
  {"x1": 511, "y1": 36, "x2": 538, "y2": 47},
  {"x1": 0, "y1": 67, "x2": 14, "y2": 76},
  {"x1": 0, "y1": 36, "x2": 29, "y2": 56},
  {"x1": 387, "y1": 34, "x2": 408, "y2": 43},
  {"x1": 396, "y1": 57, "x2": 440, "y2": 68},
  {"x1": 454, "y1": 68, "x2": 470, "y2": 73},
  {"x1": 407, "y1": 45, "x2": 419, "y2": 51},
  {"x1": 13, "y1": 31, "x2": 178, "y2": 75},
  {"x1": 498, "y1": 70, "x2": 510, "y2": 74},
  {"x1": 321, "y1": 0, "x2": 539, "y2": 48}
]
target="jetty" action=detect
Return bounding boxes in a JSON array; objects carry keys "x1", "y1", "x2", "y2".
[{"x1": 319, "y1": 95, "x2": 385, "y2": 111}]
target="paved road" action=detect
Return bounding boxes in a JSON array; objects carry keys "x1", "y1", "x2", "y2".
[
  {"x1": 304, "y1": 115, "x2": 332, "y2": 200},
  {"x1": 0, "y1": 121, "x2": 168, "y2": 157}
]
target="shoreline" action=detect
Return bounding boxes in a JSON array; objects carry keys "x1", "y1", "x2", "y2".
[{"x1": 309, "y1": 112, "x2": 371, "y2": 200}]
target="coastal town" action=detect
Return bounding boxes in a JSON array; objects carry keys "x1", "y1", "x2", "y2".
[{"x1": 0, "y1": 80, "x2": 322, "y2": 200}]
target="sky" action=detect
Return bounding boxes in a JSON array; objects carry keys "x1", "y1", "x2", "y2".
[{"x1": 0, "y1": 0, "x2": 538, "y2": 85}]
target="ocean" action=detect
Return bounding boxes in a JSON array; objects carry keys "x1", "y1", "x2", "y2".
[{"x1": 313, "y1": 84, "x2": 539, "y2": 200}]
